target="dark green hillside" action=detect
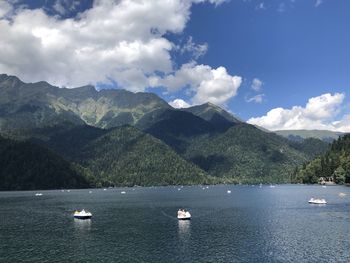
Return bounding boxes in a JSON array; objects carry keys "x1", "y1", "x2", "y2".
[
  {"x1": 0, "y1": 136, "x2": 90, "y2": 190},
  {"x1": 143, "y1": 109, "x2": 216, "y2": 153},
  {"x1": 140, "y1": 110, "x2": 323, "y2": 183},
  {"x1": 288, "y1": 138, "x2": 329, "y2": 158},
  {"x1": 182, "y1": 124, "x2": 310, "y2": 183},
  {"x1": 293, "y1": 134, "x2": 350, "y2": 184},
  {"x1": 39, "y1": 125, "x2": 210, "y2": 186}
]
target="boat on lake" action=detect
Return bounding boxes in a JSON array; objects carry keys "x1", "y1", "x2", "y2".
[
  {"x1": 74, "y1": 209, "x2": 92, "y2": 219},
  {"x1": 177, "y1": 209, "x2": 191, "y2": 220},
  {"x1": 35, "y1": 193, "x2": 42, "y2": 196},
  {"x1": 308, "y1": 198, "x2": 327, "y2": 204}
]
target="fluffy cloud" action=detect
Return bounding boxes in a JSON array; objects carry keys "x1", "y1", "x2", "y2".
[
  {"x1": 52, "y1": 0, "x2": 81, "y2": 16},
  {"x1": 180, "y1": 36, "x2": 208, "y2": 59},
  {"x1": 169, "y1": 99, "x2": 191, "y2": 108},
  {"x1": 0, "y1": 0, "x2": 232, "y2": 95},
  {"x1": 247, "y1": 93, "x2": 350, "y2": 132},
  {"x1": 0, "y1": 1, "x2": 12, "y2": 17},
  {"x1": 251, "y1": 78, "x2": 263, "y2": 91},
  {"x1": 192, "y1": 66, "x2": 241, "y2": 105},
  {"x1": 151, "y1": 62, "x2": 242, "y2": 106}
]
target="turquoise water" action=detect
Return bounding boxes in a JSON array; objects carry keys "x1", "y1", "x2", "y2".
[{"x1": 1, "y1": 185, "x2": 350, "y2": 262}]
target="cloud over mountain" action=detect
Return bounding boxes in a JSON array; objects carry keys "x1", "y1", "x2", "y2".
[
  {"x1": 151, "y1": 62, "x2": 241, "y2": 106},
  {"x1": 0, "y1": 0, "x2": 241, "y2": 105},
  {"x1": 248, "y1": 93, "x2": 350, "y2": 132}
]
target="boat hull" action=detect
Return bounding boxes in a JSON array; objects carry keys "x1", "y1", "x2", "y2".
[
  {"x1": 177, "y1": 217, "x2": 191, "y2": 220},
  {"x1": 74, "y1": 215, "x2": 92, "y2": 220}
]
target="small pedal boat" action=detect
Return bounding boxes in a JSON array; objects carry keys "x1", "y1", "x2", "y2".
[
  {"x1": 177, "y1": 209, "x2": 191, "y2": 220},
  {"x1": 308, "y1": 198, "x2": 327, "y2": 204},
  {"x1": 74, "y1": 209, "x2": 92, "y2": 219}
]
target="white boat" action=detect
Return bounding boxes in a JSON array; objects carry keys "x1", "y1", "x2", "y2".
[
  {"x1": 35, "y1": 193, "x2": 43, "y2": 196},
  {"x1": 308, "y1": 198, "x2": 327, "y2": 204},
  {"x1": 121, "y1": 191, "x2": 126, "y2": 194},
  {"x1": 227, "y1": 190, "x2": 231, "y2": 194},
  {"x1": 74, "y1": 209, "x2": 92, "y2": 219},
  {"x1": 177, "y1": 209, "x2": 191, "y2": 220}
]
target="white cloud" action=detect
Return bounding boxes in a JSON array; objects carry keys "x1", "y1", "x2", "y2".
[
  {"x1": 192, "y1": 66, "x2": 241, "y2": 106},
  {"x1": 247, "y1": 93, "x2": 350, "y2": 132},
  {"x1": 315, "y1": 0, "x2": 323, "y2": 7},
  {"x1": 52, "y1": 0, "x2": 80, "y2": 16},
  {"x1": 151, "y1": 62, "x2": 242, "y2": 106},
  {"x1": 0, "y1": 1, "x2": 13, "y2": 18},
  {"x1": 251, "y1": 78, "x2": 263, "y2": 91},
  {"x1": 0, "y1": 0, "x2": 229, "y2": 94},
  {"x1": 246, "y1": 94, "x2": 264, "y2": 103},
  {"x1": 169, "y1": 99, "x2": 191, "y2": 108},
  {"x1": 180, "y1": 36, "x2": 208, "y2": 59}
]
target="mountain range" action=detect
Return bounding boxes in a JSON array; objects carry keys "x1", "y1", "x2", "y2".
[
  {"x1": 0, "y1": 74, "x2": 331, "y2": 189},
  {"x1": 274, "y1": 130, "x2": 343, "y2": 143}
]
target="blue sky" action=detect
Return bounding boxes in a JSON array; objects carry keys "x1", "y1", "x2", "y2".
[
  {"x1": 183, "y1": 0, "x2": 350, "y2": 119},
  {"x1": 0, "y1": 0, "x2": 349, "y2": 131}
]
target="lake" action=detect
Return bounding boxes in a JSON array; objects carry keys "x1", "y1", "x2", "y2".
[{"x1": 1, "y1": 185, "x2": 350, "y2": 262}]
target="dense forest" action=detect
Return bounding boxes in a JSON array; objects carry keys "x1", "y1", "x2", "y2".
[
  {"x1": 0, "y1": 136, "x2": 90, "y2": 190},
  {"x1": 36, "y1": 125, "x2": 212, "y2": 187},
  {"x1": 292, "y1": 134, "x2": 350, "y2": 184}
]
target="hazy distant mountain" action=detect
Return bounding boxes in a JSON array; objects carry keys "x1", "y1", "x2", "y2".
[{"x1": 274, "y1": 129, "x2": 344, "y2": 142}]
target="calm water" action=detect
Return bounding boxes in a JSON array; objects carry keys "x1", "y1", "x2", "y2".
[{"x1": 1, "y1": 185, "x2": 350, "y2": 263}]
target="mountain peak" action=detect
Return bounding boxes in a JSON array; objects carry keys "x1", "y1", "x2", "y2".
[
  {"x1": 74, "y1": 85, "x2": 97, "y2": 92},
  {"x1": 184, "y1": 102, "x2": 242, "y2": 126},
  {"x1": 203, "y1": 102, "x2": 218, "y2": 108},
  {"x1": 0, "y1": 74, "x2": 24, "y2": 88}
]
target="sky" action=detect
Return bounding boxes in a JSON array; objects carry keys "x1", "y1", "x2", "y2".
[{"x1": 0, "y1": 0, "x2": 350, "y2": 132}]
